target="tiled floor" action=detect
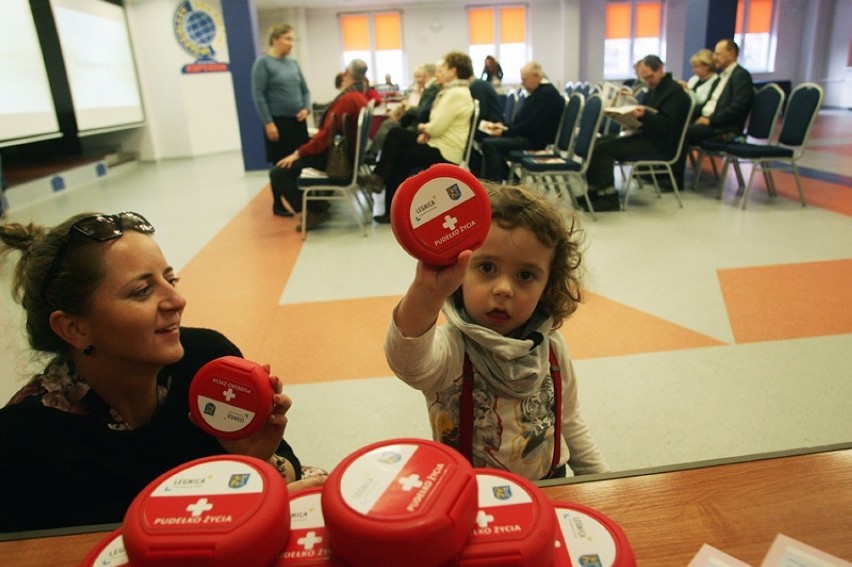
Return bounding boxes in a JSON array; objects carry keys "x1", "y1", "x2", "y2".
[{"x1": 2, "y1": 111, "x2": 851, "y2": 477}]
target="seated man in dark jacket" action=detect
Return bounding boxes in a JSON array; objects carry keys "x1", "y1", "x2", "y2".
[
  {"x1": 479, "y1": 61, "x2": 564, "y2": 181},
  {"x1": 676, "y1": 39, "x2": 754, "y2": 186},
  {"x1": 586, "y1": 55, "x2": 692, "y2": 210}
]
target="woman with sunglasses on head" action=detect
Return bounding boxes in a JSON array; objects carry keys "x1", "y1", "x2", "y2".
[{"x1": 0, "y1": 212, "x2": 323, "y2": 531}]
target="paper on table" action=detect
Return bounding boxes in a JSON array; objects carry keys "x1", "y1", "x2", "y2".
[
  {"x1": 760, "y1": 534, "x2": 852, "y2": 567},
  {"x1": 687, "y1": 543, "x2": 752, "y2": 567}
]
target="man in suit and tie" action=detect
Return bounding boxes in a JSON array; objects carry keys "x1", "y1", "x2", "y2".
[{"x1": 676, "y1": 39, "x2": 754, "y2": 187}]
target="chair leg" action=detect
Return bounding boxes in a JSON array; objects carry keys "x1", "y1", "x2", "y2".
[
  {"x1": 301, "y1": 190, "x2": 310, "y2": 240},
  {"x1": 346, "y1": 190, "x2": 367, "y2": 236},
  {"x1": 691, "y1": 151, "x2": 705, "y2": 191},
  {"x1": 792, "y1": 164, "x2": 807, "y2": 207},
  {"x1": 667, "y1": 168, "x2": 683, "y2": 208},
  {"x1": 740, "y1": 166, "x2": 759, "y2": 210},
  {"x1": 621, "y1": 168, "x2": 637, "y2": 210}
]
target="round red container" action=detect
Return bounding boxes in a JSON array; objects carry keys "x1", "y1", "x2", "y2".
[
  {"x1": 272, "y1": 487, "x2": 345, "y2": 566},
  {"x1": 551, "y1": 502, "x2": 636, "y2": 567},
  {"x1": 456, "y1": 470, "x2": 557, "y2": 566},
  {"x1": 123, "y1": 455, "x2": 290, "y2": 567},
  {"x1": 78, "y1": 528, "x2": 129, "y2": 567},
  {"x1": 390, "y1": 163, "x2": 491, "y2": 266},
  {"x1": 189, "y1": 356, "x2": 273, "y2": 440},
  {"x1": 321, "y1": 438, "x2": 478, "y2": 567}
]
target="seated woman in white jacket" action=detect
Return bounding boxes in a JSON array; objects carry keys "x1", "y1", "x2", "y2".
[
  {"x1": 679, "y1": 48, "x2": 718, "y2": 111},
  {"x1": 360, "y1": 50, "x2": 475, "y2": 224}
]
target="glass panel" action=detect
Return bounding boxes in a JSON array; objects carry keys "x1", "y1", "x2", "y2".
[{"x1": 604, "y1": 38, "x2": 633, "y2": 79}]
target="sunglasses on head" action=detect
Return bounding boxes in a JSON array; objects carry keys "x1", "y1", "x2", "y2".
[{"x1": 40, "y1": 212, "x2": 155, "y2": 304}]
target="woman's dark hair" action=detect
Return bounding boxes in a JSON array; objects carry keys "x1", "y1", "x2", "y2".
[
  {"x1": 443, "y1": 51, "x2": 474, "y2": 80},
  {"x1": 0, "y1": 214, "x2": 110, "y2": 353}
]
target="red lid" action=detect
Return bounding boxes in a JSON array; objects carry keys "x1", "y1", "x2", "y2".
[
  {"x1": 456, "y1": 470, "x2": 556, "y2": 566},
  {"x1": 123, "y1": 455, "x2": 290, "y2": 567},
  {"x1": 321, "y1": 438, "x2": 478, "y2": 567},
  {"x1": 273, "y1": 487, "x2": 345, "y2": 566},
  {"x1": 189, "y1": 356, "x2": 273, "y2": 440},
  {"x1": 391, "y1": 163, "x2": 491, "y2": 266},
  {"x1": 551, "y1": 502, "x2": 636, "y2": 567},
  {"x1": 78, "y1": 529, "x2": 129, "y2": 567}
]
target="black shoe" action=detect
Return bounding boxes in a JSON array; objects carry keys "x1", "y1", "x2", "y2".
[
  {"x1": 273, "y1": 205, "x2": 293, "y2": 217},
  {"x1": 581, "y1": 188, "x2": 621, "y2": 212},
  {"x1": 373, "y1": 213, "x2": 391, "y2": 224}
]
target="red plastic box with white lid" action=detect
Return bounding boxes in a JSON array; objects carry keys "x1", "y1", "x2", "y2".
[
  {"x1": 455, "y1": 470, "x2": 557, "y2": 566},
  {"x1": 390, "y1": 163, "x2": 491, "y2": 266},
  {"x1": 321, "y1": 438, "x2": 479, "y2": 567},
  {"x1": 78, "y1": 528, "x2": 129, "y2": 567},
  {"x1": 122, "y1": 455, "x2": 289, "y2": 567},
  {"x1": 552, "y1": 502, "x2": 636, "y2": 567},
  {"x1": 189, "y1": 356, "x2": 273, "y2": 440},
  {"x1": 272, "y1": 487, "x2": 345, "y2": 566}
]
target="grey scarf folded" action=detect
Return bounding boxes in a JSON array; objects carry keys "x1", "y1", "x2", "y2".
[{"x1": 443, "y1": 299, "x2": 553, "y2": 398}]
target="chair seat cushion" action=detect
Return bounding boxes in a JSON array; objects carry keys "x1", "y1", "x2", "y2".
[
  {"x1": 724, "y1": 144, "x2": 794, "y2": 159},
  {"x1": 299, "y1": 175, "x2": 350, "y2": 187},
  {"x1": 699, "y1": 140, "x2": 736, "y2": 152},
  {"x1": 520, "y1": 157, "x2": 581, "y2": 172},
  {"x1": 619, "y1": 152, "x2": 671, "y2": 162},
  {"x1": 509, "y1": 149, "x2": 554, "y2": 162}
]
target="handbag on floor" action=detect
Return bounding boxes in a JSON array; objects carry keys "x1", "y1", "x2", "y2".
[{"x1": 326, "y1": 113, "x2": 352, "y2": 180}]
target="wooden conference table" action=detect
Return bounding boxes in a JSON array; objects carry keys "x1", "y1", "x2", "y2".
[{"x1": 2, "y1": 443, "x2": 850, "y2": 566}]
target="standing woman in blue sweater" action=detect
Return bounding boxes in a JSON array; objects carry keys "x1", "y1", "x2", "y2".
[{"x1": 252, "y1": 24, "x2": 312, "y2": 216}]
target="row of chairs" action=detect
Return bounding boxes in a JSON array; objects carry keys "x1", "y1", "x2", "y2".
[
  {"x1": 690, "y1": 81, "x2": 824, "y2": 209},
  {"x1": 297, "y1": 97, "x2": 482, "y2": 240}
]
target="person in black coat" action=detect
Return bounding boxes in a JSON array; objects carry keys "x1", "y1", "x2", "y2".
[
  {"x1": 586, "y1": 55, "x2": 692, "y2": 209},
  {"x1": 676, "y1": 39, "x2": 754, "y2": 185},
  {"x1": 479, "y1": 61, "x2": 565, "y2": 181}
]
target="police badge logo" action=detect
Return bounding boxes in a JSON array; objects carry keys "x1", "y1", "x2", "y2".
[
  {"x1": 377, "y1": 451, "x2": 402, "y2": 465},
  {"x1": 203, "y1": 402, "x2": 216, "y2": 416},
  {"x1": 492, "y1": 485, "x2": 513, "y2": 500},
  {"x1": 445, "y1": 183, "x2": 462, "y2": 200},
  {"x1": 228, "y1": 473, "x2": 251, "y2": 488}
]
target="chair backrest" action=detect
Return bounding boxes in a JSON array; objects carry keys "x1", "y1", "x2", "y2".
[
  {"x1": 460, "y1": 99, "x2": 480, "y2": 171},
  {"x1": 570, "y1": 93, "x2": 604, "y2": 168},
  {"x1": 350, "y1": 100, "x2": 375, "y2": 183},
  {"x1": 555, "y1": 92, "x2": 584, "y2": 154},
  {"x1": 777, "y1": 82, "x2": 824, "y2": 148},
  {"x1": 746, "y1": 83, "x2": 785, "y2": 140},
  {"x1": 667, "y1": 94, "x2": 696, "y2": 164},
  {"x1": 502, "y1": 90, "x2": 517, "y2": 123},
  {"x1": 513, "y1": 90, "x2": 526, "y2": 121}
]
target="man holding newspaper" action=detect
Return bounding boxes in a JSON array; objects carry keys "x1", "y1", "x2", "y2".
[{"x1": 585, "y1": 55, "x2": 692, "y2": 211}]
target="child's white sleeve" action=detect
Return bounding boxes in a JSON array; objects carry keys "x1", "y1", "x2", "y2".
[{"x1": 384, "y1": 312, "x2": 463, "y2": 394}]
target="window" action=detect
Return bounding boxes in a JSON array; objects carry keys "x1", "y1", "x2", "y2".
[
  {"x1": 340, "y1": 12, "x2": 403, "y2": 87},
  {"x1": 604, "y1": 1, "x2": 662, "y2": 80},
  {"x1": 467, "y1": 6, "x2": 528, "y2": 85},
  {"x1": 734, "y1": 0, "x2": 775, "y2": 73}
]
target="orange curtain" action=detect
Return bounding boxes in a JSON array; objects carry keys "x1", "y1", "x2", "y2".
[
  {"x1": 636, "y1": 2, "x2": 661, "y2": 38},
  {"x1": 341, "y1": 14, "x2": 370, "y2": 51},
  {"x1": 747, "y1": 0, "x2": 773, "y2": 33},
  {"x1": 374, "y1": 13, "x2": 401, "y2": 50},
  {"x1": 469, "y1": 7, "x2": 494, "y2": 45},
  {"x1": 606, "y1": 4, "x2": 632, "y2": 39},
  {"x1": 500, "y1": 6, "x2": 526, "y2": 43},
  {"x1": 735, "y1": 0, "x2": 745, "y2": 33}
]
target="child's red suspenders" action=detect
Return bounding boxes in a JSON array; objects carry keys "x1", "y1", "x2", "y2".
[{"x1": 458, "y1": 348, "x2": 562, "y2": 478}]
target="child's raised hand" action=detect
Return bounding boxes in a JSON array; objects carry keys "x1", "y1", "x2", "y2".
[{"x1": 395, "y1": 251, "x2": 472, "y2": 338}]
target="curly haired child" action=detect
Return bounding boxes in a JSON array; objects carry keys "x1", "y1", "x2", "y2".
[{"x1": 385, "y1": 182, "x2": 609, "y2": 480}]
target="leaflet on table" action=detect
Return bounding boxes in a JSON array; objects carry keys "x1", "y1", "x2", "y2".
[
  {"x1": 687, "y1": 544, "x2": 751, "y2": 567},
  {"x1": 760, "y1": 534, "x2": 852, "y2": 567}
]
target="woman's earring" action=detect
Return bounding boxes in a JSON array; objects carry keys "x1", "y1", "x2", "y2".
[{"x1": 83, "y1": 344, "x2": 95, "y2": 356}]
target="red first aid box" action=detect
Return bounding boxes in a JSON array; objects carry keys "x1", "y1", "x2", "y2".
[
  {"x1": 391, "y1": 163, "x2": 491, "y2": 266},
  {"x1": 321, "y1": 438, "x2": 478, "y2": 567},
  {"x1": 552, "y1": 501, "x2": 636, "y2": 567},
  {"x1": 78, "y1": 528, "x2": 129, "y2": 567},
  {"x1": 122, "y1": 455, "x2": 289, "y2": 567},
  {"x1": 456, "y1": 470, "x2": 557, "y2": 566},
  {"x1": 189, "y1": 356, "x2": 273, "y2": 440}
]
